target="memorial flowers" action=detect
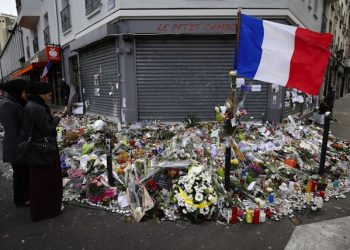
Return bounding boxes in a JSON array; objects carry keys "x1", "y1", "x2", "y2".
[{"x1": 173, "y1": 165, "x2": 218, "y2": 222}]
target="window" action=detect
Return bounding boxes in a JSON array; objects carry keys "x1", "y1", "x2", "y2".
[
  {"x1": 85, "y1": 0, "x2": 101, "y2": 16},
  {"x1": 43, "y1": 13, "x2": 50, "y2": 44},
  {"x1": 60, "y1": 4, "x2": 71, "y2": 33}
]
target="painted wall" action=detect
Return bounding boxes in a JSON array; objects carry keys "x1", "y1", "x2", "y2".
[{"x1": 60, "y1": 0, "x2": 323, "y2": 46}]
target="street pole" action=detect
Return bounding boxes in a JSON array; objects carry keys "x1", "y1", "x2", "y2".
[
  {"x1": 318, "y1": 89, "x2": 335, "y2": 175},
  {"x1": 224, "y1": 8, "x2": 241, "y2": 191},
  {"x1": 105, "y1": 130, "x2": 115, "y2": 186}
]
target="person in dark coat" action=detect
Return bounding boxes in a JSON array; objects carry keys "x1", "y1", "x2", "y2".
[
  {"x1": 20, "y1": 82, "x2": 63, "y2": 221},
  {"x1": 0, "y1": 79, "x2": 31, "y2": 206}
]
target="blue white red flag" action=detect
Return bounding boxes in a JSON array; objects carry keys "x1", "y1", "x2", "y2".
[
  {"x1": 237, "y1": 14, "x2": 333, "y2": 95},
  {"x1": 41, "y1": 61, "x2": 53, "y2": 79}
]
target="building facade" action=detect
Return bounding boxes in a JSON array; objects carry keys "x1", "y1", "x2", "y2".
[
  {"x1": 0, "y1": 24, "x2": 25, "y2": 83},
  {"x1": 56, "y1": 0, "x2": 324, "y2": 123},
  {"x1": 322, "y1": 0, "x2": 350, "y2": 99},
  {"x1": 11, "y1": 0, "x2": 64, "y2": 105},
  {"x1": 0, "y1": 13, "x2": 16, "y2": 53},
  {"x1": 1, "y1": 0, "x2": 330, "y2": 122}
]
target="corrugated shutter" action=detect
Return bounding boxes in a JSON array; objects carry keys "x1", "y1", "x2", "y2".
[
  {"x1": 79, "y1": 40, "x2": 120, "y2": 119},
  {"x1": 240, "y1": 80, "x2": 269, "y2": 121},
  {"x1": 135, "y1": 36, "x2": 268, "y2": 121}
]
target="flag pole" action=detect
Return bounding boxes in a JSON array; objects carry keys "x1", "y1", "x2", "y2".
[{"x1": 224, "y1": 8, "x2": 241, "y2": 191}]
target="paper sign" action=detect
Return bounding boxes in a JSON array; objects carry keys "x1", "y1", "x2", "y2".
[
  {"x1": 236, "y1": 78, "x2": 245, "y2": 88},
  {"x1": 251, "y1": 85, "x2": 262, "y2": 92},
  {"x1": 72, "y1": 102, "x2": 84, "y2": 115}
]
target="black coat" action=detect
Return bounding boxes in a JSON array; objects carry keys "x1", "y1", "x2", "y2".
[
  {"x1": 0, "y1": 94, "x2": 24, "y2": 163},
  {"x1": 20, "y1": 95, "x2": 59, "y2": 143}
]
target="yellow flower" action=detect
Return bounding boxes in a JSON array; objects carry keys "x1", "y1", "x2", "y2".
[{"x1": 231, "y1": 159, "x2": 239, "y2": 166}]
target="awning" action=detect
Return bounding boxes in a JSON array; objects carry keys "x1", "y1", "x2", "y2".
[{"x1": 12, "y1": 62, "x2": 47, "y2": 78}]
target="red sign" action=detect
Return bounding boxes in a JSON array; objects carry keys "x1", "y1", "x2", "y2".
[{"x1": 45, "y1": 45, "x2": 61, "y2": 62}]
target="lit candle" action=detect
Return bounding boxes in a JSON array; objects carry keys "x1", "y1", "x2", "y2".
[
  {"x1": 305, "y1": 192, "x2": 313, "y2": 204},
  {"x1": 316, "y1": 197, "x2": 323, "y2": 209},
  {"x1": 231, "y1": 207, "x2": 238, "y2": 224},
  {"x1": 306, "y1": 180, "x2": 312, "y2": 193},
  {"x1": 246, "y1": 208, "x2": 253, "y2": 224},
  {"x1": 253, "y1": 208, "x2": 260, "y2": 224},
  {"x1": 259, "y1": 211, "x2": 266, "y2": 223},
  {"x1": 319, "y1": 191, "x2": 325, "y2": 199},
  {"x1": 311, "y1": 180, "x2": 317, "y2": 192},
  {"x1": 289, "y1": 181, "x2": 295, "y2": 192}
]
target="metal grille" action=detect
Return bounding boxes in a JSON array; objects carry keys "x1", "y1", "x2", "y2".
[
  {"x1": 135, "y1": 36, "x2": 268, "y2": 121},
  {"x1": 43, "y1": 26, "x2": 50, "y2": 44},
  {"x1": 79, "y1": 40, "x2": 120, "y2": 119},
  {"x1": 85, "y1": 0, "x2": 101, "y2": 15},
  {"x1": 60, "y1": 4, "x2": 71, "y2": 33}
]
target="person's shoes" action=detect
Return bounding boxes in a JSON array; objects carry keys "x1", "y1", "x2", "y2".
[{"x1": 61, "y1": 204, "x2": 65, "y2": 212}]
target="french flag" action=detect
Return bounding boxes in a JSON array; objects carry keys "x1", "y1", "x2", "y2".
[
  {"x1": 41, "y1": 60, "x2": 53, "y2": 79},
  {"x1": 237, "y1": 14, "x2": 333, "y2": 95}
]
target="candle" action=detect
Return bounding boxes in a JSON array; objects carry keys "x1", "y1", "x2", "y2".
[
  {"x1": 289, "y1": 181, "x2": 295, "y2": 192},
  {"x1": 305, "y1": 192, "x2": 313, "y2": 204},
  {"x1": 268, "y1": 193, "x2": 274, "y2": 204},
  {"x1": 316, "y1": 197, "x2": 323, "y2": 209},
  {"x1": 246, "y1": 208, "x2": 253, "y2": 224},
  {"x1": 311, "y1": 180, "x2": 317, "y2": 192},
  {"x1": 231, "y1": 207, "x2": 238, "y2": 224},
  {"x1": 253, "y1": 208, "x2": 260, "y2": 224},
  {"x1": 259, "y1": 211, "x2": 266, "y2": 223},
  {"x1": 319, "y1": 191, "x2": 325, "y2": 199},
  {"x1": 311, "y1": 204, "x2": 318, "y2": 211},
  {"x1": 306, "y1": 180, "x2": 312, "y2": 193}
]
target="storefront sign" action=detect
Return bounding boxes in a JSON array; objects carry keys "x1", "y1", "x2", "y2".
[
  {"x1": 45, "y1": 45, "x2": 61, "y2": 62},
  {"x1": 127, "y1": 19, "x2": 238, "y2": 34}
]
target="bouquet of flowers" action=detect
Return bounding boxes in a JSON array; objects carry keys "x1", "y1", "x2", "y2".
[{"x1": 173, "y1": 165, "x2": 218, "y2": 222}]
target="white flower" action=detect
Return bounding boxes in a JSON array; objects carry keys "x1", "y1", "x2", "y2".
[
  {"x1": 195, "y1": 193, "x2": 204, "y2": 202},
  {"x1": 182, "y1": 209, "x2": 187, "y2": 214},
  {"x1": 185, "y1": 186, "x2": 193, "y2": 193}
]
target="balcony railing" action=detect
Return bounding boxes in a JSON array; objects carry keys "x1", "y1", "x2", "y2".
[
  {"x1": 85, "y1": 0, "x2": 101, "y2": 16},
  {"x1": 33, "y1": 37, "x2": 39, "y2": 53},
  {"x1": 60, "y1": 4, "x2": 72, "y2": 33},
  {"x1": 43, "y1": 26, "x2": 50, "y2": 44}
]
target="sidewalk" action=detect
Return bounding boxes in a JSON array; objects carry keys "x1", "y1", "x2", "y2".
[
  {"x1": 330, "y1": 93, "x2": 350, "y2": 140},
  {"x1": 1, "y1": 97, "x2": 350, "y2": 250}
]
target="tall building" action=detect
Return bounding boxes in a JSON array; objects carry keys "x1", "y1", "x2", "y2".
[
  {"x1": 0, "y1": 13, "x2": 16, "y2": 52},
  {"x1": 322, "y1": 0, "x2": 350, "y2": 98}
]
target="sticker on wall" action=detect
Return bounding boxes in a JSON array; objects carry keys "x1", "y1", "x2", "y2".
[
  {"x1": 251, "y1": 85, "x2": 262, "y2": 92},
  {"x1": 236, "y1": 78, "x2": 245, "y2": 88},
  {"x1": 94, "y1": 74, "x2": 100, "y2": 86},
  {"x1": 94, "y1": 88, "x2": 100, "y2": 96}
]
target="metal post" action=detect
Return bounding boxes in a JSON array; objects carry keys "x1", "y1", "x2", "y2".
[
  {"x1": 105, "y1": 130, "x2": 115, "y2": 186},
  {"x1": 224, "y1": 122, "x2": 232, "y2": 190},
  {"x1": 319, "y1": 90, "x2": 335, "y2": 175}
]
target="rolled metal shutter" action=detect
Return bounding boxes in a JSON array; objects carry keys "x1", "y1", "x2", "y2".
[
  {"x1": 79, "y1": 40, "x2": 120, "y2": 119},
  {"x1": 135, "y1": 36, "x2": 268, "y2": 121}
]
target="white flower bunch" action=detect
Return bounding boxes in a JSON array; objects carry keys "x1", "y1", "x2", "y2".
[{"x1": 174, "y1": 165, "x2": 218, "y2": 217}]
